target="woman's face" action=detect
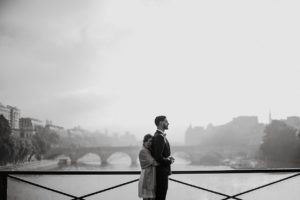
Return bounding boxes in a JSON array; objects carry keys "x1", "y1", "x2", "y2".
[{"x1": 144, "y1": 138, "x2": 152, "y2": 149}]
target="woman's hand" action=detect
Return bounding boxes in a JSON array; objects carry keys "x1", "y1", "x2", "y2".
[{"x1": 153, "y1": 160, "x2": 160, "y2": 166}]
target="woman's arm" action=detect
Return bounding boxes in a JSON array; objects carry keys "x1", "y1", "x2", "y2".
[{"x1": 139, "y1": 149, "x2": 157, "y2": 168}]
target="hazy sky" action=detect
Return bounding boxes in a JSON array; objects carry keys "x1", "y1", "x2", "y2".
[{"x1": 1, "y1": 0, "x2": 300, "y2": 143}]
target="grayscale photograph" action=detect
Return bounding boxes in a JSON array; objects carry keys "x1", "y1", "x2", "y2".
[{"x1": 1, "y1": 0, "x2": 300, "y2": 199}]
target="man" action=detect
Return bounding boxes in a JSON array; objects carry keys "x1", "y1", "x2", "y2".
[{"x1": 151, "y1": 115, "x2": 175, "y2": 200}]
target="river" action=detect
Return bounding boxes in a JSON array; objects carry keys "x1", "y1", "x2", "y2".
[{"x1": 6, "y1": 154, "x2": 300, "y2": 200}]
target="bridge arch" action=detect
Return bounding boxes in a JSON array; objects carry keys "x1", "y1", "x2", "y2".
[
  {"x1": 105, "y1": 152, "x2": 138, "y2": 166},
  {"x1": 77, "y1": 153, "x2": 101, "y2": 165}
]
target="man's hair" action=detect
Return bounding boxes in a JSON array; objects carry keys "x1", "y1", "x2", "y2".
[
  {"x1": 154, "y1": 115, "x2": 166, "y2": 127},
  {"x1": 143, "y1": 134, "x2": 153, "y2": 143}
]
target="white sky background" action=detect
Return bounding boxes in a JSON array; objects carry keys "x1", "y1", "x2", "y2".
[{"x1": 1, "y1": 0, "x2": 300, "y2": 144}]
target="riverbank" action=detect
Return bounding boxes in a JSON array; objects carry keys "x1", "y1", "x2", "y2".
[{"x1": 0, "y1": 160, "x2": 59, "y2": 171}]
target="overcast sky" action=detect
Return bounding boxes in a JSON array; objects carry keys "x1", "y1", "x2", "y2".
[{"x1": 1, "y1": 0, "x2": 300, "y2": 144}]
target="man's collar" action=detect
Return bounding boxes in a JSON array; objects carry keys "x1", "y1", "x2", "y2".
[
  {"x1": 157, "y1": 129, "x2": 167, "y2": 137},
  {"x1": 157, "y1": 129, "x2": 164, "y2": 134}
]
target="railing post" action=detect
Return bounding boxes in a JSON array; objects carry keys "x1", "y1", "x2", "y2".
[{"x1": 0, "y1": 172, "x2": 7, "y2": 200}]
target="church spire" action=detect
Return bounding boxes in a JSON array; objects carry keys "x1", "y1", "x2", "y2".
[{"x1": 269, "y1": 110, "x2": 272, "y2": 124}]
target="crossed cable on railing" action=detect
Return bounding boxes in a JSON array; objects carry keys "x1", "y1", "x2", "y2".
[{"x1": 7, "y1": 170, "x2": 300, "y2": 200}]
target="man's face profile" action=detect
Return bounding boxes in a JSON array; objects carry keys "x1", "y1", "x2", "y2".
[{"x1": 162, "y1": 118, "x2": 169, "y2": 130}]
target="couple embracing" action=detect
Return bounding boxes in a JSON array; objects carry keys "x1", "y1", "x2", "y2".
[{"x1": 138, "y1": 115, "x2": 175, "y2": 200}]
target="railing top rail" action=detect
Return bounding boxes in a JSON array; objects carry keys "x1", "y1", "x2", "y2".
[{"x1": 2, "y1": 168, "x2": 300, "y2": 175}]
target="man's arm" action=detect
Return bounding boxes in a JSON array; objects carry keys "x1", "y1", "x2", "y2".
[{"x1": 152, "y1": 136, "x2": 172, "y2": 166}]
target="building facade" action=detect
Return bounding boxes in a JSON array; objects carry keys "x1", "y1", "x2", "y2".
[
  {"x1": 7, "y1": 105, "x2": 20, "y2": 129},
  {"x1": 285, "y1": 116, "x2": 300, "y2": 129},
  {"x1": 0, "y1": 102, "x2": 10, "y2": 121},
  {"x1": 0, "y1": 102, "x2": 20, "y2": 129},
  {"x1": 19, "y1": 118, "x2": 44, "y2": 138},
  {"x1": 45, "y1": 120, "x2": 65, "y2": 136}
]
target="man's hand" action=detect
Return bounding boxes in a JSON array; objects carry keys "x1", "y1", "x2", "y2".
[{"x1": 169, "y1": 156, "x2": 175, "y2": 164}]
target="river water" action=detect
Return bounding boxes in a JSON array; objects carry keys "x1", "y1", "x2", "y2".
[{"x1": 6, "y1": 154, "x2": 300, "y2": 200}]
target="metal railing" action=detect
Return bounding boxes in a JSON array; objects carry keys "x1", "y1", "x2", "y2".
[{"x1": 1, "y1": 169, "x2": 300, "y2": 200}]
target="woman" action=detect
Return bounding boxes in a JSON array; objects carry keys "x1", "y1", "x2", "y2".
[{"x1": 138, "y1": 134, "x2": 159, "y2": 200}]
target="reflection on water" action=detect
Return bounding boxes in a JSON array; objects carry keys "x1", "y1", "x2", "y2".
[{"x1": 7, "y1": 155, "x2": 300, "y2": 200}]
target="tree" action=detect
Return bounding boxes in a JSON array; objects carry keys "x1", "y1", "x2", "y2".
[
  {"x1": 10, "y1": 136, "x2": 34, "y2": 163},
  {"x1": 32, "y1": 127, "x2": 60, "y2": 159},
  {"x1": 0, "y1": 115, "x2": 12, "y2": 165},
  {"x1": 0, "y1": 115, "x2": 11, "y2": 139},
  {"x1": 260, "y1": 120, "x2": 300, "y2": 165}
]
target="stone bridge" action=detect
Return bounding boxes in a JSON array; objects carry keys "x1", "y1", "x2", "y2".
[{"x1": 44, "y1": 145, "x2": 238, "y2": 166}]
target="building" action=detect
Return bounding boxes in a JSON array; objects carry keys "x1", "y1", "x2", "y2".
[
  {"x1": 45, "y1": 120, "x2": 64, "y2": 130},
  {"x1": 0, "y1": 102, "x2": 20, "y2": 129},
  {"x1": 19, "y1": 118, "x2": 44, "y2": 138},
  {"x1": 284, "y1": 116, "x2": 300, "y2": 129},
  {"x1": 68, "y1": 126, "x2": 89, "y2": 136},
  {"x1": 0, "y1": 102, "x2": 10, "y2": 120},
  {"x1": 185, "y1": 124, "x2": 206, "y2": 145},
  {"x1": 7, "y1": 105, "x2": 20, "y2": 129},
  {"x1": 0, "y1": 103, "x2": 10, "y2": 121},
  {"x1": 231, "y1": 116, "x2": 259, "y2": 128},
  {"x1": 45, "y1": 120, "x2": 65, "y2": 136}
]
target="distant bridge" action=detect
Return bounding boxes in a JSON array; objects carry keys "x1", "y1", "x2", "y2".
[{"x1": 44, "y1": 145, "x2": 247, "y2": 166}]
